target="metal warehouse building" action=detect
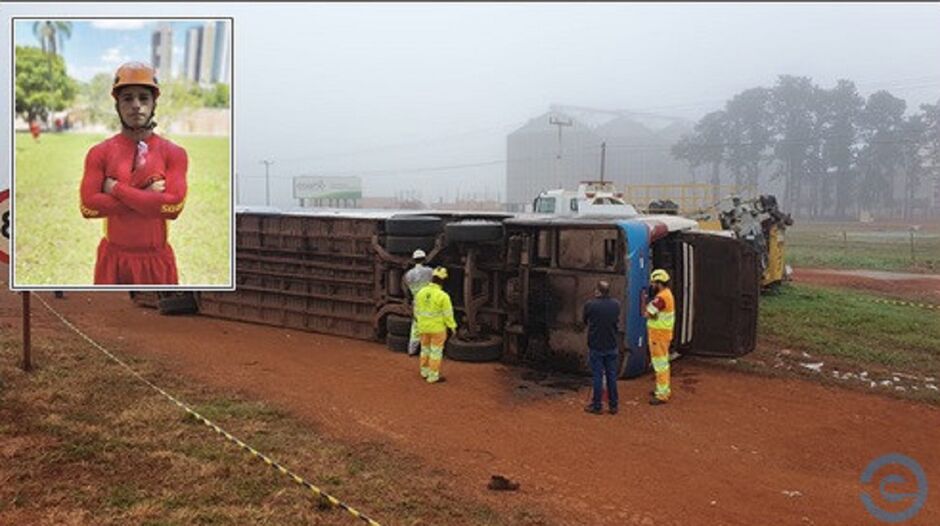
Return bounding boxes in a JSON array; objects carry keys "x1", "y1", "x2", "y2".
[{"x1": 505, "y1": 108, "x2": 695, "y2": 211}]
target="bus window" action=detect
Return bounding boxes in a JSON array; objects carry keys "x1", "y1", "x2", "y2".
[{"x1": 570, "y1": 199, "x2": 579, "y2": 212}]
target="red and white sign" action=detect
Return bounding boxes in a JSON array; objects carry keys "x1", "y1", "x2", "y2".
[{"x1": 0, "y1": 189, "x2": 9, "y2": 264}]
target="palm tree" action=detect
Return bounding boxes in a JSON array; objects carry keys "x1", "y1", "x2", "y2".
[{"x1": 32, "y1": 20, "x2": 72, "y2": 56}]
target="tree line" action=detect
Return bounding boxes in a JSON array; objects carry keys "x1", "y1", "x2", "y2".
[
  {"x1": 672, "y1": 75, "x2": 940, "y2": 219},
  {"x1": 15, "y1": 41, "x2": 230, "y2": 130}
]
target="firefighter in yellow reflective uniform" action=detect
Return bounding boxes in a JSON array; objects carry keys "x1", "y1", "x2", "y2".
[
  {"x1": 414, "y1": 267, "x2": 457, "y2": 383},
  {"x1": 644, "y1": 269, "x2": 675, "y2": 405}
]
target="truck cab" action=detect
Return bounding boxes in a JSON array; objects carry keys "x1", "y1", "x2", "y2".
[{"x1": 533, "y1": 181, "x2": 639, "y2": 218}]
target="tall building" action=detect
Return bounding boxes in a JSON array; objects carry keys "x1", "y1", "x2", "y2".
[
  {"x1": 211, "y1": 20, "x2": 231, "y2": 84},
  {"x1": 150, "y1": 23, "x2": 173, "y2": 82},
  {"x1": 182, "y1": 20, "x2": 231, "y2": 85},
  {"x1": 183, "y1": 26, "x2": 203, "y2": 83},
  {"x1": 198, "y1": 22, "x2": 216, "y2": 85}
]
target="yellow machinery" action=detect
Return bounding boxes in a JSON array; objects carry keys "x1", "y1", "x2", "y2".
[
  {"x1": 623, "y1": 183, "x2": 757, "y2": 215},
  {"x1": 763, "y1": 224, "x2": 786, "y2": 288},
  {"x1": 710, "y1": 194, "x2": 792, "y2": 289},
  {"x1": 695, "y1": 218, "x2": 723, "y2": 231},
  {"x1": 624, "y1": 184, "x2": 792, "y2": 289}
]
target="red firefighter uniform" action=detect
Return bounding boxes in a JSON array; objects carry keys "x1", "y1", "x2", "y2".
[{"x1": 80, "y1": 133, "x2": 187, "y2": 284}]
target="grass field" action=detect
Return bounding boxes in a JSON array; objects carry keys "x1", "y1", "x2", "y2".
[
  {"x1": 758, "y1": 283, "x2": 940, "y2": 379},
  {"x1": 0, "y1": 318, "x2": 548, "y2": 525},
  {"x1": 785, "y1": 221, "x2": 940, "y2": 273},
  {"x1": 12, "y1": 131, "x2": 231, "y2": 286}
]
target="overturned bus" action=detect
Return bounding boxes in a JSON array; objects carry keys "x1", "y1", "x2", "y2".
[{"x1": 139, "y1": 207, "x2": 759, "y2": 379}]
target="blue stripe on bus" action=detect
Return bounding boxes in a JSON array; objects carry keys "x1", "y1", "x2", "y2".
[{"x1": 618, "y1": 220, "x2": 650, "y2": 379}]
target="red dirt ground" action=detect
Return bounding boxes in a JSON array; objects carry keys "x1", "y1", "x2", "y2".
[
  {"x1": 7, "y1": 290, "x2": 940, "y2": 525},
  {"x1": 793, "y1": 267, "x2": 940, "y2": 303}
]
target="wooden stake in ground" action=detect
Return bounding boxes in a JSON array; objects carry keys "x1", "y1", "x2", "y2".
[{"x1": 22, "y1": 291, "x2": 31, "y2": 371}]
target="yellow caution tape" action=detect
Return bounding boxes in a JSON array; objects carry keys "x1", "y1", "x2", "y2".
[
  {"x1": 36, "y1": 294, "x2": 382, "y2": 526},
  {"x1": 868, "y1": 297, "x2": 939, "y2": 311}
]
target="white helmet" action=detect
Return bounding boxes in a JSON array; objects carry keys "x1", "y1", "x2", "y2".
[{"x1": 412, "y1": 249, "x2": 427, "y2": 260}]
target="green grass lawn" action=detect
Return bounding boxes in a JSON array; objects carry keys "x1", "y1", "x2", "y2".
[
  {"x1": 786, "y1": 221, "x2": 940, "y2": 273},
  {"x1": 758, "y1": 283, "x2": 940, "y2": 376},
  {"x1": 13, "y1": 131, "x2": 231, "y2": 286}
]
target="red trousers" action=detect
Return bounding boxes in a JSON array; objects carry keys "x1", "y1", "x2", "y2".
[{"x1": 94, "y1": 238, "x2": 179, "y2": 285}]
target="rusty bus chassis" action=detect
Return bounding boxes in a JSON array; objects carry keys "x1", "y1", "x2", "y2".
[{"x1": 136, "y1": 208, "x2": 759, "y2": 379}]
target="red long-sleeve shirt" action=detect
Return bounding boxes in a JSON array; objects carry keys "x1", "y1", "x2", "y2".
[{"x1": 80, "y1": 133, "x2": 188, "y2": 249}]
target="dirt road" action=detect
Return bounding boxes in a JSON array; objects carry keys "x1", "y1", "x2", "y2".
[
  {"x1": 11, "y1": 291, "x2": 940, "y2": 525},
  {"x1": 793, "y1": 267, "x2": 940, "y2": 303}
]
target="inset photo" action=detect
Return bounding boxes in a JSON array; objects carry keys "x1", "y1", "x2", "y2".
[{"x1": 11, "y1": 18, "x2": 234, "y2": 289}]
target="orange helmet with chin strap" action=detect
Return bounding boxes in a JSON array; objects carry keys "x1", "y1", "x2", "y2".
[{"x1": 111, "y1": 62, "x2": 160, "y2": 100}]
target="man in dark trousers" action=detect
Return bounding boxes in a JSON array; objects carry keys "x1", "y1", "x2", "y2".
[{"x1": 582, "y1": 280, "x2": 621, "y2": 415}]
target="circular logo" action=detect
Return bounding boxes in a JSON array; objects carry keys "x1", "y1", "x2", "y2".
[{"x1": 860, "y1": 453, "x2": 928, "y2": 523}]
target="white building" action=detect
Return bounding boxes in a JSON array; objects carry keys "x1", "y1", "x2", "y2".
[
  {"x1": 150, "y1": 23, "x2": 172, "y2": 82},
  {"x1": 182, "y1": 20, "x2": 231, "y2": 85},
  {"x1": 210, "y1": 20, "x2": 231, "y2": 84},
  {"x1": 198, "y1": 22, "x2": 216, "y2": 85},
  {"x1": 183, "y1": 26, "x2": 203, "y2": 83}
]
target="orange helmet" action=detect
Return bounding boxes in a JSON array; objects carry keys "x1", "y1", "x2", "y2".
[{"x1": 111, "y1": 62, "x2": 160, "y2": 100}]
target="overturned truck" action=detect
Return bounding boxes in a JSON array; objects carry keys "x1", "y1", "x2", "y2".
[{"x1": 142, "y1": 208, "x2": 759, "y2": 378}]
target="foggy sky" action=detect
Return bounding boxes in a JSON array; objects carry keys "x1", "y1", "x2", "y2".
[{"x1": 3, "y1": 2, "x2": 940, "y2": 207}]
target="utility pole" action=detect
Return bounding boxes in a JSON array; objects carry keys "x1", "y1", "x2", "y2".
[
  {"x1": 549, "y1": 115, "x2": 573, "y2": 188},
  {"x1": 600, "y1": 141, "x2": 607, "y2": 183},
  {"x1": 259, "y1": 160, "x2": 274, "y2": 206},
  {"x1": 21, "y1": 292, "x2": 31, "y2": 372}
]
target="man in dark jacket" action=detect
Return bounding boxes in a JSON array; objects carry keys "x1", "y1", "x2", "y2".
[{"x1": 582, "y1": 280, "x2": 621, "y2": 415}]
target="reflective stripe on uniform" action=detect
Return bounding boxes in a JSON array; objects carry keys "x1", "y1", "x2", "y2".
[
  {"x1": 649, "y1": 334, "x2": 672, "y2": 401},
  {"x1": 648, "y1": 311, "x2": 675, "y2": 331},
  {"x1": 651, "y1": 356, "x2": 670, "y2": 368},
  {"x1": 414, "y1": 283, "x2": 457, "y2": 334},
  {"x1": 647, "y1": 289, "x2": 675, "y2": 332}
]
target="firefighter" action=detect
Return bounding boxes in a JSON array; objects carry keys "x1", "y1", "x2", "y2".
[
  {"x1": 79, "y1": 62, "x2": 188, "y2": 285},
  {"x1": 644, "y1": 269, "x2": 675, "y2": 405},
  {"x1": 29, "y1": 119, "x2": 41, "y2": 142},
  {"x1": 415, "y1": 267, "x2": 456, "y2": 384},
  {"x1": 402, "y1": 249, "x2": 433, "y2": 356}
]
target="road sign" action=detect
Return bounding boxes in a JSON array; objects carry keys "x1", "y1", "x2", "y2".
[
  {"x1": 0, "y1": 189, "x2": 9, "y2": 264},
  {"x1": 293, "y1": 176, "x2": 362, "y2": 200}
]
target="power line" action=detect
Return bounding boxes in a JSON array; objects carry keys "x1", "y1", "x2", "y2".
[
  {"x1": 242, "y1": 159, "x2": 506, "y2": 179},
  {"x1": 240, "y1": 133, "x2": 930, "y2": 181},
  {"x1": 246, "y1": 75, "x2": 940, "y2": 169},
  {"x1": 239, "y1": 75, "x2": 939, "y2": 181},
  {"x1": 271, "y1": 119, "x2": 529, "y2": 165}
]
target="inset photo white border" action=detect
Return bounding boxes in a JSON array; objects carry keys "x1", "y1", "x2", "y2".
[{"x1": 9, "y1": 16, "x2": 235, "y2": 291}]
